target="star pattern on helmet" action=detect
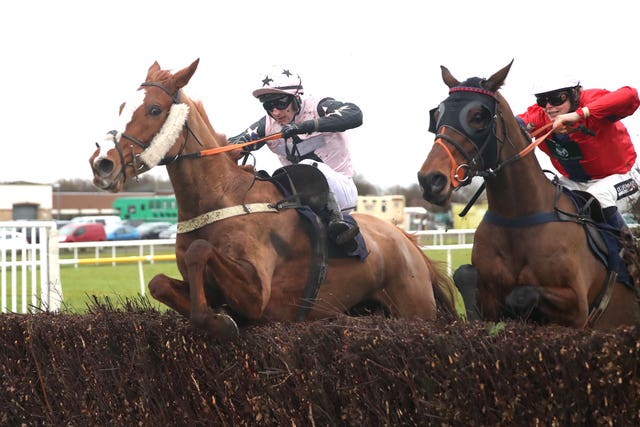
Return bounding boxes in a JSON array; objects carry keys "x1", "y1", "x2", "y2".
[
  {"x1": 281, "y1": 69, "x2": 292, "y2": 78},
  {"x1": 261, "y1": 75, "x2": 273, "y2": 87}
]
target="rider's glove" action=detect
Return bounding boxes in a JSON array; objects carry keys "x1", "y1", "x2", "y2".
[{"x1": 281, "y1": 120, "x2": 316, "y2": 139}]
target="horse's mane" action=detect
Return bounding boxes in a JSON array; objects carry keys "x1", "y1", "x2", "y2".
[
  {"x1": 458, "y1": 76, "x2": 515, "y2": 119},
  {"x1": 458, "y1": 76, "x2": 507, "y2": 94},
  {"x1": 459, "y1": 76, "x2": 487, "y2": 89},
  {"x1": 144, "y1": 64, "x2": 229, "y2": 144},
  {"x1": 147, "y1": 66, "x2": 173, "y2": 83},
  {"x1": 192, "y1": 99, "x2": 227, "y2": 144}
]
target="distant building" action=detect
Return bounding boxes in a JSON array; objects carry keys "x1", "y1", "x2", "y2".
[
  {"x1": 0, "y1": 184, "x2": 52, "y2": 220},
  {"x1": 355, "y1": 195, "x2": 405, "y2": 227},
  {"x1": 0, "y1": 183, "x2": 164, "y2": 221},
  {"x1": 403, "y1": 206, "x2": 428, "y2": 231}
]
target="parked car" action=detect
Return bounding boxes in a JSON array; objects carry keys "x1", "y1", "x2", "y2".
[
  {"x1": 58, "y1": 223, "x2": 107, "y2": 243},
  {"x1": 55, "y1": 220, "x2": 71, "y2": 229},
  {"x1": 105, "y1": 223, "x2": 141, "y2": 241},
  {"x1": 158, "y1": 223, "x2": 177, "y2": 239},
  {"x1": 70, "y1": 215, "x2": 122, "y2": 228},
  {"x1": 136, "y1": 221, "x2": 173, "y2": 239}
]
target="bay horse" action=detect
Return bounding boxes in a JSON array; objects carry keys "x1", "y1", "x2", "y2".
[
  {"x1": 89, "y1": 59, "x2": 458, "y2": 339},
  {"x1": 417, "y1": 61, "x2": 640, "y2": 330}
]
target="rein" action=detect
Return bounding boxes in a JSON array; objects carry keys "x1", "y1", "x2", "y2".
[
  {"x1": 139, "y1": 80, "x2": 283, "y2": 161},
  {"x1": 173, "y1": 132, "x2": 284, "y2": 161},
  {"x1": 454, "y1": 106, "x2": 554, "y2": 217}
]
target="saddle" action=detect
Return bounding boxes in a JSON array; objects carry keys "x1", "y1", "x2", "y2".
[
  {"x1": 269, "y1": 164, "x2": 368, "y2": 260},
  {"x1": 262, "y1": 163, "x2": 368, "y2": 320},
  {"x1": 567, "y1": 190, "x2": 639, "y2": 288}
]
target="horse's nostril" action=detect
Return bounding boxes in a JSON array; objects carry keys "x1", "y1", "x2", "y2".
[
  {"x1": 431, "y1": 173, "x2": 447, "y2": 193},
  {"x1": 95, "y1": 158, "x2": 114, "y2": 177}
]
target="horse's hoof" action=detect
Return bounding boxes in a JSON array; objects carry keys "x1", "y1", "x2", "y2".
[
  {"x1": 201, "y1": 313, "x2": 239, "y2": 340},
  {"x1": 216, "y1": 313, "x2": 240, "y2": 340},
  {"x1": 505, "y1": 286, "x2": 541, "y2": 320}
]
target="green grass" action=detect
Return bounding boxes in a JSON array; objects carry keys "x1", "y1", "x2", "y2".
[
  {"x1": 59, "y1": 262, "x2": 179, "y2": 313},
  {"x1": 424, "y1": 247, "x2": 472, "y2": 272}
]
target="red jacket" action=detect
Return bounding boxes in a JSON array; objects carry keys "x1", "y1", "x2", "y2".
[{"x1": 517, "y1": 86, "x2": 639, "y2": 181}]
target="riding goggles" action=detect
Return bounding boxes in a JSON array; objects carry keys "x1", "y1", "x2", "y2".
[
  {"x1": 262, "y1": 95, "x2": 293, "y2": 111},
  {"x1": 536, "y1": 92, "x2": 569, "y2": 107}
]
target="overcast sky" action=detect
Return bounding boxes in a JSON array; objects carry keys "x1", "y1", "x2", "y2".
[{"x1": 1, "y1": 0, "x2": 638, "y2": 191}]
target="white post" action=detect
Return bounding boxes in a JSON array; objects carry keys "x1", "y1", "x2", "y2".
[
  {"x1": 138, "y1": 261, "x2": 145, "y2": 296},
  {"x1": 46, "y1": 226, "x2": 63, "y2": 312}
]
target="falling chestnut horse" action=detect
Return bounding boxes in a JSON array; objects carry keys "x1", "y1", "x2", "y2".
[
  {"x1": 89, "y1": 59, "x2": 458, "y2": 338},
  {"x1": 418, "y1": 61, "x2": 640, "y2": 330}
]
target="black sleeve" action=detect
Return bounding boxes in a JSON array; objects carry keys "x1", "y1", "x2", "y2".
[
  {"x1": 314, "y1": 97, "x2": 363, "y2": 133},
  {"x1": 229, "y1": 117, "x2": 268, "y2": 150}
]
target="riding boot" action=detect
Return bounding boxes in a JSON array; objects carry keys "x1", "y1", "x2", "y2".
[
  {"x1": 605, "y1": 207, "x2": 640, "y2": 285},
  {"x1": 322, "y1": 192, "x2": 359, "y2": 253}
]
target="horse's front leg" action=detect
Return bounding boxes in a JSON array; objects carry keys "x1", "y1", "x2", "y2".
[
  {"x1": 184, "y1": 239, "x2": 268, "y2": 338},
  {"x1": 505, "y1": 285, "x2": 586, "y2": 327}
]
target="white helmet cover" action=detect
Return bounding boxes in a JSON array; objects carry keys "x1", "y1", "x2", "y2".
[
  {"x1": 533, "y1": 77, "x2": 581, "y2": 96},
  {"x1": 252, "y1": 66, "x2": 303, "y2": 98}
]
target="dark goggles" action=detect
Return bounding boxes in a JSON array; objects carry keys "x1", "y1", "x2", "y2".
[
  {"x1": 262, "y1": 95, "x2": 293, "y2": 111},
  {"x1": 536, "y1": 92, "x2": 569, "y2": 107}
]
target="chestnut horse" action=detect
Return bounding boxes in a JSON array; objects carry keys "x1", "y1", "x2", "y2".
[
  {"x1": 89, "y1": 59, "x2": 458, "y2": 338},
  {"x1": 417, "y1": 61, "x2": 640, "y2": 330}
]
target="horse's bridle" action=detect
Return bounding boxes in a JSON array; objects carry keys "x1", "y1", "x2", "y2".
[
  {"x1": 433, "y1": 85, "x2": 556, "y2": 191},
  {"x1": 433, "y1": 125, "x2": 491, "y2": 188},
  {"x1": 101, "y1": 81, "x2": 201, "y2": 183},
  {"x1": 431, "y1": 85, "x2": 505, "y2": 189}
]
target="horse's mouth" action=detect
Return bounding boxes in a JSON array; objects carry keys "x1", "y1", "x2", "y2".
[
  {"x1": 92, "y1": 175, "x2": 124, "y2": 193},
  {"x1": 421, "y1": 187, "x2": 450, "y2": 206},
  {"x1": 418, "y1": 172, "x2": 451, "y2": 206}
]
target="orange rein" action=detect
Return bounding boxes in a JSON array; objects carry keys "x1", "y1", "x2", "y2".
[
  {"x1": 519, "y1": 122, "x2": 553, "y2": 157},
  {"x1": 197, "y1": 132, "x2": 284, "y2": 157}
]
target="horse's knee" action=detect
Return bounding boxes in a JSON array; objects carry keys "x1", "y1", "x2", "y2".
[
  {"x1": 148, "y1": 274, "x2": 171, "y2": 301},
  {"x1": 505, "y1": 285, "x2": 542, "y2": 321}
]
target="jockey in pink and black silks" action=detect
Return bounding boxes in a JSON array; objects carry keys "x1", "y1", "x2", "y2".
[
  {"x1": 517, "y1": 79, "x2": 640, "y2": 231},
  {"x1": 229, "y1": 66, "x2": 363, "y2": 254}
]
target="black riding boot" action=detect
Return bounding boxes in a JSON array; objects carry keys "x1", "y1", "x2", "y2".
[{"x1": 323, "y1": 192, "x2": 359, "y2": 253}]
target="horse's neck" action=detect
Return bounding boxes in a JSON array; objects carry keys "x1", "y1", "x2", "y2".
[
  {"x1": 485, "y1": 121, "x2": 557, "y2": 216},
  {"x1": 165, "y1": 111, "x2": 258, "y2": 220}
]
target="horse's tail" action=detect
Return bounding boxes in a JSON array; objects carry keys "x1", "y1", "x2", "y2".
[
  {"x1": 403, "y1": 231, "x2": 462, "y2": 318},
  {"x1": 425, "y1": 253, "x2": 461, "y2": 317}
]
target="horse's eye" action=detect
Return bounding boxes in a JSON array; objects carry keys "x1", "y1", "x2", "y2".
[
  {"x1": 148, "y1": 105, "x2": 163, "y2": 116},
  {"x1": 467, "y1": 108, "x2": 491, "y2": 131}
]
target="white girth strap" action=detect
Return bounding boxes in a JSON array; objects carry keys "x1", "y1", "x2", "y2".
[{"x1": 177, "y1": 203, "x2": 279, "y2": 234}]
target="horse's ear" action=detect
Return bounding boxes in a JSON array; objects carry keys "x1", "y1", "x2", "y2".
[
  {"x1": 485, "y1": 60, "x2": 514, "y2": 92},
  {"x1": 172, "y1": 58, "x2": 200, "y2": 90},
  {"x1": 148, "y1": 61, "x2": 161, "y2": 77},
  {"x1": 441, "y1": 65, "x2": 460, "y2": 89}
]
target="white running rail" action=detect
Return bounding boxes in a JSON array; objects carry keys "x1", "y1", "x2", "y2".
[{"x1": 0, "y1": 221, "x2": 61, "y2": 313}]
